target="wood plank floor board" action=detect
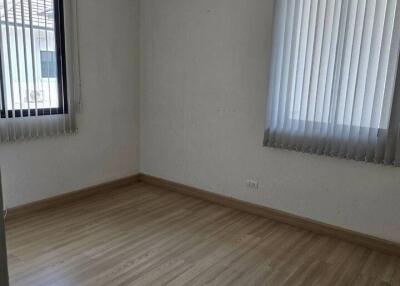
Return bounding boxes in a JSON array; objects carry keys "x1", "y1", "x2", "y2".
[
  {"x1": 21, "y1": 200, "x2": 213, "y2": 285},
  {"x1": 109, "y1": 215, "x2": 265, "y2": 286},
  {"x1": 150, "y1": 215, "x2": 262, "y2": 286},
  {"x1": 6, "y1": 183, "x2": 400, "y2": 286},
  {"x1": 9, "y1": 191, "x2": 183, "y2": 268},
  {"x1": 6, "y1": 184, "x2": 155, "y2": 240},
  {"x1": 215, "y1": 226, "x2": 304, "y2": 284},
  {"x1": 62, "y1": 206, "x2": 234, "y2": 286},
  {"x1": 10, "y1": 188, "x2": 192, "y2": 254},
  {"x1": 10, "y1": 191, "x2": 206, "y2": 284}
]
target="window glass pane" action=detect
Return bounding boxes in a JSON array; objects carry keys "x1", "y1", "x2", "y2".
[
  {"x1": 40, "y1": 51, "x2": 56, "y2": 78},
  {"x1": 0, "y1": 0, "x2": 59, "y2": 111}
]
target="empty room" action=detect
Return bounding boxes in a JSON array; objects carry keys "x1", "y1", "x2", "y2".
[{"x1": 1, "y1": 0, "x2": 400, "y2": 285}]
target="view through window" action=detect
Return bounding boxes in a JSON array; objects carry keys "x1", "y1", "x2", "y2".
[{"x1": 0, "y1": 0, "x2": 66, "y2": 117}]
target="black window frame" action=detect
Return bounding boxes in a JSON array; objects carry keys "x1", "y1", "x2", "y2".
[{"x1": 0, "y1": 0, "x2": 68, "y2": 119}]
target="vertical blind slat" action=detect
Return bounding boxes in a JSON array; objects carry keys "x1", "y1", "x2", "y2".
[
  {"x1": 285, "y1": 0, "x2": 305, "y2": 148},
  {"x1": 0, "y1": 5, "x2": 9, "y2": 141},
  {"x1": 12, "y1": 0, "x2": 24, "y2": 137},
  {"x1": 337, "y1": 0, "x2": 363, "y2": 157},
  {"x1": 383, "y1": 0, "x2": 400, "y2": 164},
  {"x1": 346, "y1": 0, "x2": 373, "y2": 158},
  {"x1": 367, "y1": 1, "x2": 393, "y2": 161},
  {"x1": 20, "y1": 0, "x2": 32, "y2": 140},
  {"x1": 267, "y1": 0, "x2": 287, "y2": 144},
  {"x1": 309, "y1": 0, "x2": 328, "y2": 151},
  {"x1": 277, "y1": 0, "x2": 297, "y2": 145},
  {"x1": 317, "y1": 0, "x2": 341, "y2": 154},
  {"x1": 28, "y1": 0, "x2": 38, "y2": 121},
  {"x1": 273, "y1": 0, "x2": 289, "y2": 140},
  {"x1": 289, "y1": 0, "x2": 311, "y2": 148},
  {"x1": 353, "y1": 0, "x2": 379, "y2": 160},
  {"x1": 12, "y1": 2, "x2": 20, "y2": 102},
  {"x1": 325, "y1": 0, "x2": 349, "y2": 155},
  {"x1": 3, "y1": 0, "x2": 17, "y2": 140},
  {"x1": 3, "y1": 0, "x2": 15, "y2": 117},
  {"x1": 300, "y1": 0, "x2": 318, "y2": 151}
]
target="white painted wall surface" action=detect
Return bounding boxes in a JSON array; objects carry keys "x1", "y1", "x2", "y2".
[
  {"x1": 0, "y1": 0, "x2": 140, "y2": 208},
  {"x1": 140, "y1": 0, "x2": 400, "y2": 242}
]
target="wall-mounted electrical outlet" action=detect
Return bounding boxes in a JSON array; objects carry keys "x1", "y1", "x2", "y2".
[{"x1": 246, "y1": 179, "x2": 259, "y2": 190}]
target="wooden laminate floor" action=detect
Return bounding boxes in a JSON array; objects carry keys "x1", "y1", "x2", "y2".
[{"x1": 5, "y1": 183, "x2": 400, "y2": 286}]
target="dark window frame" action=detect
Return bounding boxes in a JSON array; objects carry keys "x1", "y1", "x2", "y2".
[{"x1": 0, "y1": 0, "x2": 68, "y2": 119}]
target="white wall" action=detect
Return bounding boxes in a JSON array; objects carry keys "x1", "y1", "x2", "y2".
[
  {"x1": 140, "y1": 0, "x2": 400, "y2": 243},
  {"x1": 0, "y1": 0, "x2": 140, "y2": 208}
]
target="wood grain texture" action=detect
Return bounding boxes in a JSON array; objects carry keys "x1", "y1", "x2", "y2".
[
  {"x1": 6, "y1": 175, "x2": 140, "y2": 221},
  {"x1": 6, "y1": 182, "x2": 400, "y2": 286},
  {"x1": 139, "y1": 174, "x2": 400, "y2": 257}
]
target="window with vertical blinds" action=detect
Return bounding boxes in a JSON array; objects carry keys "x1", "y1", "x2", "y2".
[
  {"x1": 0, "y1": 0, "x2": 79, "y2": 142},
  {"x1": 264, "y1": 0, "x2": 400, "y2": 166}
]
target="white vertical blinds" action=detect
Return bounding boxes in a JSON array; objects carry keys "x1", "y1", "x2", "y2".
[
  {"x1": 265, "y1": 0, "x2": 400, "y2": 166},
  {"x1": 0, "y1": 0, "x2": 79, "y2": 142}
]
